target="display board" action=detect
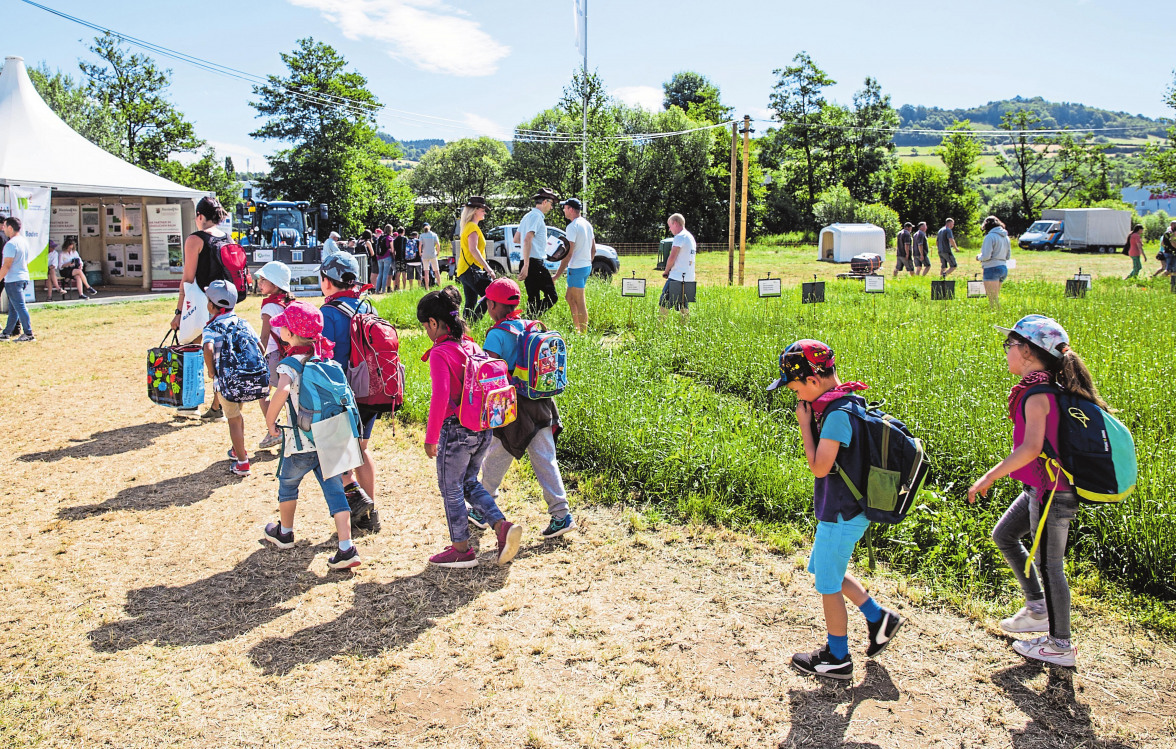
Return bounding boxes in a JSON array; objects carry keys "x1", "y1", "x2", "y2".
[{"x1": 147, "y1": 204, "x2": 184, "y2": 290}]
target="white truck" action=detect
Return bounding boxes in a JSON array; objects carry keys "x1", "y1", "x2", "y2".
[
  {"x1": 482, "y1": 224, "x2": 620, "y2": 279},
  {"x1": 1033, "y1": 208, "x2": 1131, "y2": 253}
]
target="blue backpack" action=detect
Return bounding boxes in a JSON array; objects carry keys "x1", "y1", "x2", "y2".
[
  {"x1": 207, "y1": 315, "x2": 269, "y2": 403},
  {"x1": 490, "y1": 318, "x2": 568, "y2": 399},
  {"x1": 281, "y1": 355, "x2": 361, "y2": 451}
]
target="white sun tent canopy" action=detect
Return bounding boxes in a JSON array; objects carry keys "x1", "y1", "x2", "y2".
[
  {"x1": 0, "y1": 56, "x2": 204, "y2": 199},
  {"x1": 818, "y1": 223, "x2": 886, "y2": 263}
]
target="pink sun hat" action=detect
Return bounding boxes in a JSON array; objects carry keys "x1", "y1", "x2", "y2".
[{"x1": 270, "y1": 300, "x2": 323, "y2": 338}]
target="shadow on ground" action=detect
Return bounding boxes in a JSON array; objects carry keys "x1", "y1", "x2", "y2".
[
  {"x1": 58, "y1": 451, "x2": 276, "y2": 519},
  {"x1": 992, "y1": 662, "x2": 1135, "y2": 749},
  {"x1": 777, "y1": 660, "x2": 899, "y2": 749},
  {"x1": 88, "y1": 543, "x2": 339, "y2": 652},
  {"x1": 249, "y1": 565, "x2": 510, "y2": 675},
  {"x1": 20, "y1": 418, "x2": 199, "y2": 462}
]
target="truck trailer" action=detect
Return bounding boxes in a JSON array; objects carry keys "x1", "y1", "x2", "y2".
[{"x1": 1021, "y1": 208, "x2": 1131, "y2": 253}]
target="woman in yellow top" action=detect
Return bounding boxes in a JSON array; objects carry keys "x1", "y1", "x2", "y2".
[{"x1": 457, "y1": 195, "x2": 496, "y2": 320}]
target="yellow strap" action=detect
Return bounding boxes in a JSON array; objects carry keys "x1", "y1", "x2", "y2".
[{"x1": 1024, "y1": 457, "x2": 1061, "y2": 577}]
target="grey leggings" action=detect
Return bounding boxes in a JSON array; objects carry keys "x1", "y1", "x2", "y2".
[{"x1": 991, "y1": 486, "x2": 1078, "y2": 640}]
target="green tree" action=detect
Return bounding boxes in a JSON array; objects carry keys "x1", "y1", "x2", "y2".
[
  {"x1": 408, "y1": 137, "x2": 511, "y2": 231},
  {"x1": 251, "y1": 38, "x2": 413, "y2": 236},
  {"x1": 840, "y1": 77, "x2": 898, "y2": 202},
  {"x1": 994, "y1": 109, "x2": 1086, "y2": 226},
  {"x1": 885, "y1": 162, "x2": 954, "y2": 230},
  {"x1": 156, "y1": 149, "x2": 240, "y2": 210},
  {"x1": 79, "y1": 33, "x2": 202, "y2": 170},
  {"x1": 812, "y1": 185, "x2": 857, "y2": 226},
  {"x1": 767, "y1": 52, "x2": 836, "y2": 218},
  {"x1": 662, "y1": 71, "x2": 734, "y2": 125},
  {"x1": 28, "y1": 63, "x2": 123, "y2": 157},
  {"x1": 935, "y1": 120, "x2": 983, "y2": 232},
  {"x1": 1143, "y1": 75, "x2": 1176, "y2": 188}
]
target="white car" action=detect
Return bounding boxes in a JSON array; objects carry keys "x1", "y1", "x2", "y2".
[{"x1": 484, "y1": 224, "x2": 620, "y2": 279}]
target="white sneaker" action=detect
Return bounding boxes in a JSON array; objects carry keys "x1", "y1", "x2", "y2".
[
  {"x1": 1000, "y1": 606, "x2": 1050, "y2": 634},
  {"x1": 1012, "y1": 635, "x2": 1076, "y2": 667}
]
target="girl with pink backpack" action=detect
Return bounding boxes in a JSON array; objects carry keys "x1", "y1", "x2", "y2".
[{"x1": 418, "y1": 286, "x2": 523, "y2": 569}]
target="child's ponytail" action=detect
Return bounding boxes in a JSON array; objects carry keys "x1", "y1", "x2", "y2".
[
  {"x1": 1049, "y1": 345, "x2": 1107, "y2": 409},
  {"x1": 417, "y1": 285, "x2": 469, "y2": 341}
]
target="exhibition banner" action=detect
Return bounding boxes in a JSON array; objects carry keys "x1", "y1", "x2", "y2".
[
  {"x1": 147, "y1": 203, "x2": 184, "y2": 290},
  {"x1": 5, "y1": 186, "x2": 51, "y2": 300}
]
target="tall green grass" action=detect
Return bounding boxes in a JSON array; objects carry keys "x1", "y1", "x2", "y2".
[{"x1": 374, "y1": 275, "x2": 1176, "y2": 627}]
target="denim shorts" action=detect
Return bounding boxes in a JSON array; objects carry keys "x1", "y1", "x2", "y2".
[
  {"x1": 807, "y1": 513, "x2": 871, "y2": 594},
  {"x1": 566, "y1": 265, "x2": 591, "y2": 288},
  {"x1": 982, "y1": 265, "x2": 1008, "y2": 282}
]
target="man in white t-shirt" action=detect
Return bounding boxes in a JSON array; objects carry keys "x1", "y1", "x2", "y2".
[
  {"x1": 322, "y1": 231, "x2": 341, "y2": 259},
  {"x1": 556, "y1": 197, "x2": 596, "y2": 333},
  {"x1": 660, "y1": 213, "x2": 697, "y2": 318},
  {"x1": 417, "y1": 223, "x2": 441, "y2": 288},
  {"x1": 516, "y1": 187, "x2": 558, "y2": 316}
]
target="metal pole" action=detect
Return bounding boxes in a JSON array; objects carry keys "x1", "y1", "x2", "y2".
[
  {"x1": 739, "y1": 115, "x2": 751, "y2": 286},
  {"x1": 581, "y1": 0, "x2": 588, "y2": 206},
  {"x1": 728, "y1": 121, "x2": 737, "y2": 286}
]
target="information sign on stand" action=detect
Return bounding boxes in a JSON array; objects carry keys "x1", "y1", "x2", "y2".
[
  {"x1": 931, "y1": 279, "x2": 956, "y2": 300},
  {"x1": 621, "y1": 276, "x2": 647, "y2": 297},
  {"x1": 966, "y1": 274, "x2": 985, "y2": 298},
  {"x1": 801, "y1": 275, "x2": 825, "y2": 304},
  {"x1": 864, "y1": 275, "x2": 885, "y2": 293},
  {"x1": 757, "y1": 273, "x2": 781, "y2": 298},
  {"x1": 1065, "y1": 279, "x2": 1087, "y2": 298}
]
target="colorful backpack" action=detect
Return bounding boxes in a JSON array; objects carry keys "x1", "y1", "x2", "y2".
[
  {"x1": 207, "y1": 233, "x2": 250, "y2": 298},
  {"x1": 326, "y1": 298, "x2": 406, "y2": 413},
  {"x1": 458, "y1": 341, "x2": 517, "y2": 432},
  {"x1": 207, "y1": 315, "x2": 269, "y2": 403},
  {"x1": 280, "y1": 355, "x2": 361, "y2": 451},
  {"x1": 491, "y1": 318, "x2": 568, "y2": 399}
]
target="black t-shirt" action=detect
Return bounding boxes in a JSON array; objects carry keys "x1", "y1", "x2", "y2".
[{"x1": 393, "y1": 235, "x2": 407, "y2": 261}]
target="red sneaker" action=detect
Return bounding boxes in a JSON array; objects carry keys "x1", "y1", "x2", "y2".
[
  {"x1": 428, "y1": 545, "x2": 478, "y2": 569},
  {"x1": 230, "y1": 460, "x2": 251, "y2": 476},
  {"x1": 495, "y1": 521, "x2": 523, "y2": 566}
]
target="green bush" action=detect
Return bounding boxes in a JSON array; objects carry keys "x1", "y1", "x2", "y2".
[
  {"x1": 857, "y1": 203, "x2": 900, "y2": 245},
  {"x1": 1143, "y1": 210, "x2": 1170, "y2": 241}
]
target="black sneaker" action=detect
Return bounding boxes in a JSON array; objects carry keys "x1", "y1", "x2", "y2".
[
  {"x1": 261, "y1": 522, "x2": 294, "y2": 549},
  {"x1": 328, "y1": 545, "x2": 361, "y2": 570},
  {"x1": 352, "y1": 507, "x2": 382, "y2": 535},
  {"x1": 791, "y1": 645, "x2": 853, "y2": 680},
  {"x1": 15, "y1": 334, "x2": 36, "y2": 343},
  {"x1": 85, "y1": 287, "x2": 98, "y2": 297},
  {"x1": 865, "y1": 608, "x2": 904, "y2": 657},
  {"x1": 540, "y1": 513, "x2": 577, "y2": 539},
  {"x1": 345, "y1": 484, "x2": 375, "y2": 522}
]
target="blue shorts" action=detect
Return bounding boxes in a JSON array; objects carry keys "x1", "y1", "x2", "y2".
[
  {"x1": 566, "y1": 265, "x2": 591, "y2": 289},
  {"x1": 982, "y1": 265, "x2": 1008, "y2": 283},
  {"x1": 807, "y1": 513, "x2": 870, "y2": 594}
]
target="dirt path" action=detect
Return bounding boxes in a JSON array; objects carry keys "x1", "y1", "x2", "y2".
[{"x1": 1, "y1": 299, "x2": 1173, "y2": 748}]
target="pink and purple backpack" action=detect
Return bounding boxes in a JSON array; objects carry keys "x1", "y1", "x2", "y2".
[{"x1": 458, "y1": 341, "x2": 517, "y2": 431}]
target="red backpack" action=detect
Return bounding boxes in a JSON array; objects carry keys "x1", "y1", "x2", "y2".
[
  {"x1": 326, "y1": 300, "x2": 405, "y2": 413},
  {"x1": 218, "y1": 242, "x2": 251, "y2": 298}
]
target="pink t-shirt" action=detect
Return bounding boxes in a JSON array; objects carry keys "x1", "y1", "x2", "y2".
[
  {"x1": 423, "y1": 337, "x2": 480, "y2": 444},
  {"x1": 1010, "y1": 390, "x2": 1071, "y2": 491},
  {"x1": 1128, "y1": 233, "x2": 1143, "y2": 257}
]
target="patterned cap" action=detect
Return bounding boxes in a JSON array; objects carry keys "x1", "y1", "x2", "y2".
[
  {"x1": 320, "y1": 252, "x2": 359, "y2": 284},
  {"x1": 766, "y1": 339, "x2": 835, "y2": 391},
  {"x1": 270, "y1": 300, "x2": 324, "y2": 340},
  {"x1": 994, "y1": 314, "x2": 1069, "y2": 359}
]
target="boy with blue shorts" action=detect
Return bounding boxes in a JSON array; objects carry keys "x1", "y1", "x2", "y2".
[{"x1": 767, "y1": 339, "x2": 904, "y2": 680}]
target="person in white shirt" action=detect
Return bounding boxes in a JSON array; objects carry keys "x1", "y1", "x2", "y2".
[
  {"x1": 555, "y1": 197, "x2": 595, "y2": 333},
  {"x1": 321, "y1": 231, "x2": 341, "y2": 259},
  {"x1": 660, "y1": 213, "x2": 696, "y2": 319},
  {"x1": 516, "y1": 188, "x2": 559, "y2": 317},
  {"x1": 47, "y1": 237, "x2": 96, "y2": 299},
  {"x1": 417, "y1": 223, "x2": 441, "y2": 288}
]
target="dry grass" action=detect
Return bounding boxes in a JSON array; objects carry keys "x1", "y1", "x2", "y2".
[{"x1": 1, "y1": 297, "x2": 1174, "y2": 748}]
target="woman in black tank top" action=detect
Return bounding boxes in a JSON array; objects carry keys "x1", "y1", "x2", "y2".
[{"x1": 170, "y1": 196, "x2": 230, "y2": 332}]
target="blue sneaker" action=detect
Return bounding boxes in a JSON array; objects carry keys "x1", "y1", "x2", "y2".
[
  {"x1": 541, "y1": 514, "x2": 577, "y2": 539},
  {"x1": 467, "y1": 503, "x2": 490, "y2": 530}
]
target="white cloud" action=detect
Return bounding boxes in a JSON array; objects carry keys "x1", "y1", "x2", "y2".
[
  {"x1": 289, "y1": 0, "x2": 509, "y2": 77},
  {"x1": 750, "y1": 107, "x2": 775, "y2": 124},
  {"x1": 462, "y1": 113, "x2": 512, "y2": 141},
  {"x1": 612, "y1": 85, "x2": 663, "y2": 112}
]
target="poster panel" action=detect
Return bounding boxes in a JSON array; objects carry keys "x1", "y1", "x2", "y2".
[{"x1": 147, "y1": 204, "x2": 184, "y2": 290}]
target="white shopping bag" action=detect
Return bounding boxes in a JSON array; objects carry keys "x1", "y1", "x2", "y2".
[
  {"x1": 311, "y1": 411, "x2": 364, "y2": 479},
  {"x1": 177, "y1": 281, "x2": 210, "y2": 344}
]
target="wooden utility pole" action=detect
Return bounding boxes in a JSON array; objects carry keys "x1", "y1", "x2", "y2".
[
  {"x1": 728, "y1": 121, "x2": 738, "y2": 286},
  {"x1": 738, "y1": 115, "x2": 751, "y2": 285}
]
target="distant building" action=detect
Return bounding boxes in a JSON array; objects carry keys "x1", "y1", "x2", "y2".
[{"x1": 1121, "y1": 186, "x2": 1175, "y2": 216}]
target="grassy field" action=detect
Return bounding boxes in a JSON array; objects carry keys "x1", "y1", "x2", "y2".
[{"x1": 375, "y1": 249, "x2": 1176, "y2": 633}]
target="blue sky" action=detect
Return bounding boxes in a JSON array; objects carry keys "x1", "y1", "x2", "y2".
[{"x1": 8, "y1": 0, "x2": 1175, "y2": 171}]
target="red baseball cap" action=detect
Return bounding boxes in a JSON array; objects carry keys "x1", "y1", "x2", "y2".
[{"x1": 485, "y1": 278, "x2": 521, "y2": 306}]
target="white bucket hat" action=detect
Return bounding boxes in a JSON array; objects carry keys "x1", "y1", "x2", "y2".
[{"x1": 256, "y1": 261, "x2": 292, "y2": 293}]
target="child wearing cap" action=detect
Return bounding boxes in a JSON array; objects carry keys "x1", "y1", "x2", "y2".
[
  {"x1": 256, "y1": 261, "x2": 294, "y2": 449},
  {"x1": 476, "y1": 278, "x2": 575, "y2": 539},
  {"x1": 261, "y1": 300, "x2": 361, "y2": 570},
  {"x1": 202, "y1": 279, "x2": 266, "y2": 476},
  {"x1": 417, "y1": 286, "x2": 523, "y2": 568},
  {"x1": 967, "y1": 315, "x2": 1105, "y2": 667},
  {"x1": 769, "y1": 339, "x2": 904, "y2": 681},
  {"x1": 319, "y1": 252, "x2": 379, "y2": 533}
]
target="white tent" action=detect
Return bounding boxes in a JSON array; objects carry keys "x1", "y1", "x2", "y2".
[
  {"x1": 818, "y1": 223, "x2": 886, "y2": 263},
  {"x1": 0, "y1": 56, "x2": 204, "y2": 199}
]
